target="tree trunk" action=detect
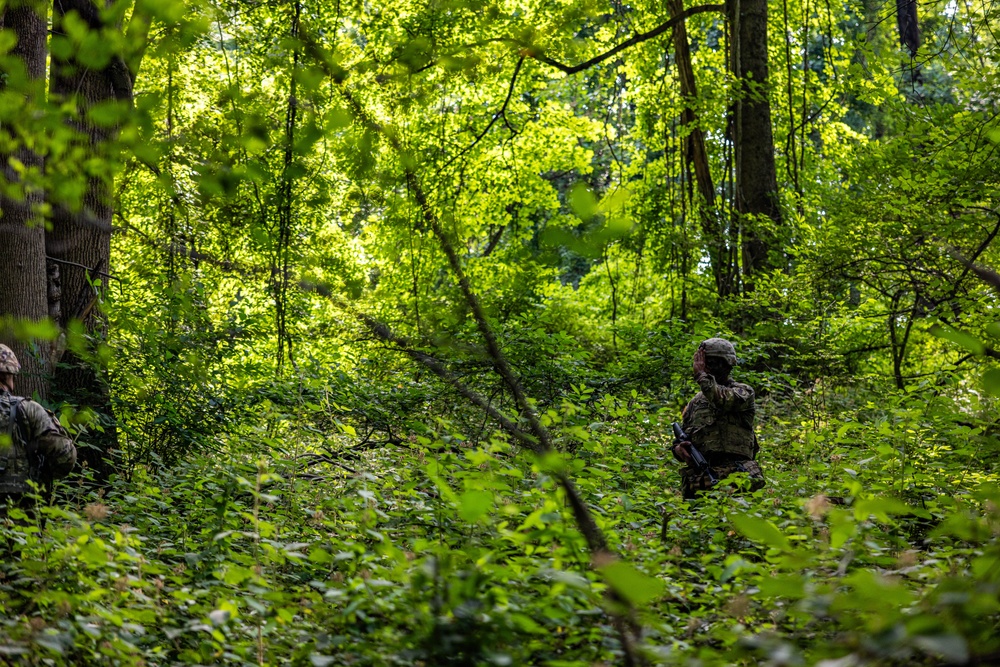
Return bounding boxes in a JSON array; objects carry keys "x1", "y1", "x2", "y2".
[
  {"x1": 729, "y1": 0, "x2": 783, "y2": 291},
  {"x1": 47, "y1": 0, "x2": 131, "y2": 478},
  {"x1": 0, "y1": 0, "x2": 51, "y2": 400},
  {"x1": 670, "y1": 0, "x2": 734, "y2": 297}
]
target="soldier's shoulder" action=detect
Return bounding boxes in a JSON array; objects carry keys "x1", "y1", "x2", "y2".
[
  {"x1": 18, "y1": 399, "x2": 62, "y2": 424},
  {"x1": 17, "y1": 397, "x2": 47, "y2": 412},
  {"x1": 731, "y1": 381, "x2": 756, "y2": 396},
  {"x1": 686, "y1": 391, "x2": 712, "y2": 410}
]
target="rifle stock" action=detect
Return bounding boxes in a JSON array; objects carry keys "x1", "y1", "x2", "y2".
[{"x1": 671, "y1": 422, "x2": 718, "y2": 485}]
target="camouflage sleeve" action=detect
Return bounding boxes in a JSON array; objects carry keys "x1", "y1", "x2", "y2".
[
  {"x1": 19, "y1": 400, "x2": 77, "y2": 479},
  {"x1": 694, "y1": 372, "x2": 755, "y2": 415}
]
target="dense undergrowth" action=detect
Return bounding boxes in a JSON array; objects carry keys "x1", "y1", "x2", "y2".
[{"x1": 3, "y1": 376, "x2": 998, "y2": 666}]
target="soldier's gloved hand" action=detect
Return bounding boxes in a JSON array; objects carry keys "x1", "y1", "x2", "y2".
[
  {"x1": 692, "y1": 347, "x2": 707, "y2": 378},
  {"x1": 672, "y1": 441, "x2": 694, "y2": 465}
]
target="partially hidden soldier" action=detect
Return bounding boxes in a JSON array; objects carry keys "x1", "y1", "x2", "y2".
[
  {"x1": 0, "y1": 344, "x2": 76, "y2": 518},
  {"x1": 672, "y1": 338, "x2": 765, "y2": 500}
]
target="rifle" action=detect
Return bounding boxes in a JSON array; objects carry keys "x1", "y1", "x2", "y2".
[{"x1": 671, "y1": 422, "x2": 718, "y2": 486}]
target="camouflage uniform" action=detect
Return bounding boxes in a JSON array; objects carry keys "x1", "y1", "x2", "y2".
[
  {"x1": 679, "y1": 338, "x2": 765, "y2": 499},
  {"x1": 0, "y1": 345, "x2": 76, "y2": 514}
]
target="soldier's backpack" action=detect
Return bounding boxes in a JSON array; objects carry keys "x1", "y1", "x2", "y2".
[{"x1": 0, "y1": 394, "x2": 30, "y2": 495}]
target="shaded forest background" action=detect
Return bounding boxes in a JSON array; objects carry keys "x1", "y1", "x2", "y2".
[{"x1": 0, "y1": 0, "x2": 999, "y2": 663}]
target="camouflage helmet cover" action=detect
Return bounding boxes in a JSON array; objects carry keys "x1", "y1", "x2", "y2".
[
  {"x1": 0, "y1": 344, "x2": 20, "y2": 374},
  {"x1": 700, "y1": 337, "x2": 738, "y2": 365}
]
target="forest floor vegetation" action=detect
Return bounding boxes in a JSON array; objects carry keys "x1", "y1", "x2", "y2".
[{"x1": 1, "y1": 378, "x2": 998, "y2": 666}]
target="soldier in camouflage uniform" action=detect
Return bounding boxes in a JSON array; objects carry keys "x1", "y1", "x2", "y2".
[
  {"x1": 0, "y1": 344, "x2": 76, "y2": 515},
  {"x1": 672, "y1": 338, "x2": 765, "y2": 499}
]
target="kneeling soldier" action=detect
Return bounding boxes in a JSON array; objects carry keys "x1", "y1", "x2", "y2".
[
  {"x1": 0, "y1": 344, "x2": 76, "y2": 516},
  {"x1": 672, "y1": 338, "x2": 765, "y2": 499}
]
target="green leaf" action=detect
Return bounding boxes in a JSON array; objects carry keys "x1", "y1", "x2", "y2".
[
  {"x1": 983, "y1": 369, "x2": 1000, "y2": 397},
  {"x1": 568, "y1": 183, "x2": 598, "y2": 221},
  {"x1": 12, "y1": 317, "x2": 60, "y2": 341},
  {"x1": 87, "y1": 101, "x2": 129, "y2": 128},
  {"x1": 458, "y1": 490, "x2": 491, "y2": 522},
  {"x1": 600, "y1": 561, "x2": 664, "y2": 605},
  {"x1": 308, "y1": 547, "x2": 333, "y2": 564},
  {"x1": 730, "y1": 513, "x2": 791, "y2": 551},
  {"x1": 855, "y1": 496, "x2": 928, "y2": 521},
  {"x1": 930, "y1": 324, "x2": 985, "y2": 355},
  {"x1": 758, "y1": 574, "x2": 806, "y2": 599},
  {"x1": 0, "y1": 30, "x2": 17, "y2": 55}
]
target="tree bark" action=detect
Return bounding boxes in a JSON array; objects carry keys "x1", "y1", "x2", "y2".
[
  {"x1": 47, "y1": 0, "x2": 130, "y2": 478},
  {"x1": 0, "y1": 0, "x2": 52, "y2": 399},
  {"x1": 729, "y1": 0, "x2": 783, "y2": 291}
]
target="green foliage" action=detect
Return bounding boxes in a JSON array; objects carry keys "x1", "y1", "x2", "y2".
[
  {"x1": 0, "y1": 0, "x2": 999, "y2": 663},
  {"x1": 3, "y1": 380, "x2": 1000, "y2": 664}
]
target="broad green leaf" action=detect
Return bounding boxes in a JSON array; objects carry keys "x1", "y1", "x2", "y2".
[
  {"x1": 309, "y1": 547, "x2": 333, "y2": 564},
  {"x1": 983, "y1": 369, "x2": 1000, "y2": 397},
  {"x1": 730, "y1": 513, "x2": 791, "y2": 551},
  {"x1": 930, "y1": 324, "x2": 985, "y2": 355},
  {"x1": 0, "y1": 30, "x2": 17, "y2": 55},
  {"x1": 758, "y1": 574, "x2": 806, "y2": 599},
  {"x1": 458, "y1": 490, "x2": 491, "y2": 522},
  {"x1": 568, "y1": 183, "x2": 598, "y2": 221},
  {"x1": 600, "y1": 561, "x2": 664, "y2": 605}
]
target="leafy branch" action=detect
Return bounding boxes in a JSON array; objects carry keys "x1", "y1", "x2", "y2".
[{"x1": 297, "y1": 52, "x2": 651, "y2": 660}]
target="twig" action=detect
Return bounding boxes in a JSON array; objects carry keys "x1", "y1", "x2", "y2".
[
  {"x1": 435, "y1": 55, "x2": 524, "y2": 176},
  {"x1": 947, "y1": 247, "x2": 1000, "y2": 295},
  {"x1": 45, "y1": 256, "x2": 118, "y2": 282},
  {"x1": 527, "y1": 4, "x2": 725, "y2": 75}
]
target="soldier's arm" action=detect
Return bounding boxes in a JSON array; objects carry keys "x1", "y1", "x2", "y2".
[
  {"x1": 695, "y1": 372, "x2": 754, "y2": 414},
  {"x1": 19, "y1": 401, "x2": 77, "y2": 479}
]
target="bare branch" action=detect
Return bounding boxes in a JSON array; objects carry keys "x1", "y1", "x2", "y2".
[
  {"x1": 528, "y1": 4, "x2": 725, "y2": 75},
  {"x1": 436, "y1": 55, "x2": 525, "y2": 176},
  {"x1": 948, "y1": 247, "x2": 1000, "y2": 295}
]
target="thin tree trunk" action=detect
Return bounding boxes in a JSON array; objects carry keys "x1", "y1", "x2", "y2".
[
  {"x1": 0, "y1": 0, "x2": 51, "y2": 399},
  {"x1": 273, "y1": 0, "x2": 301, "y2": 374},
  {"x1": 670, "y1": 0, "x2": 733, "y2": 296}
]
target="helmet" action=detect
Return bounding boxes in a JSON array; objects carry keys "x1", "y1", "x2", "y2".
[
  {"x1": 0, "y1": 344, "x2": 20, "y2": 374},
  {"x1": 700, "y1": 337, "x2": 738, "y2": 366}
]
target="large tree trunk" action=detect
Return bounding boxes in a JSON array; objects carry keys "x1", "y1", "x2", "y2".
[
  {"x1": 0, "y1": 0, "x2": 51, "y2": 400},
  {"x1": 729, "y1": 0, "x2": 783, "y2": 291},
  {"x1": 670, "y1": 0, "x2": 734, "y2": 297},
  {"x1": 47, "y1": 0, "x2": 132, "y2": 479}
]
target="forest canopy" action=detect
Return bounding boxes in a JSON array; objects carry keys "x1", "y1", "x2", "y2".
[{"x1": 0, "y1": 0, "x2": 999, "y2": 664}]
